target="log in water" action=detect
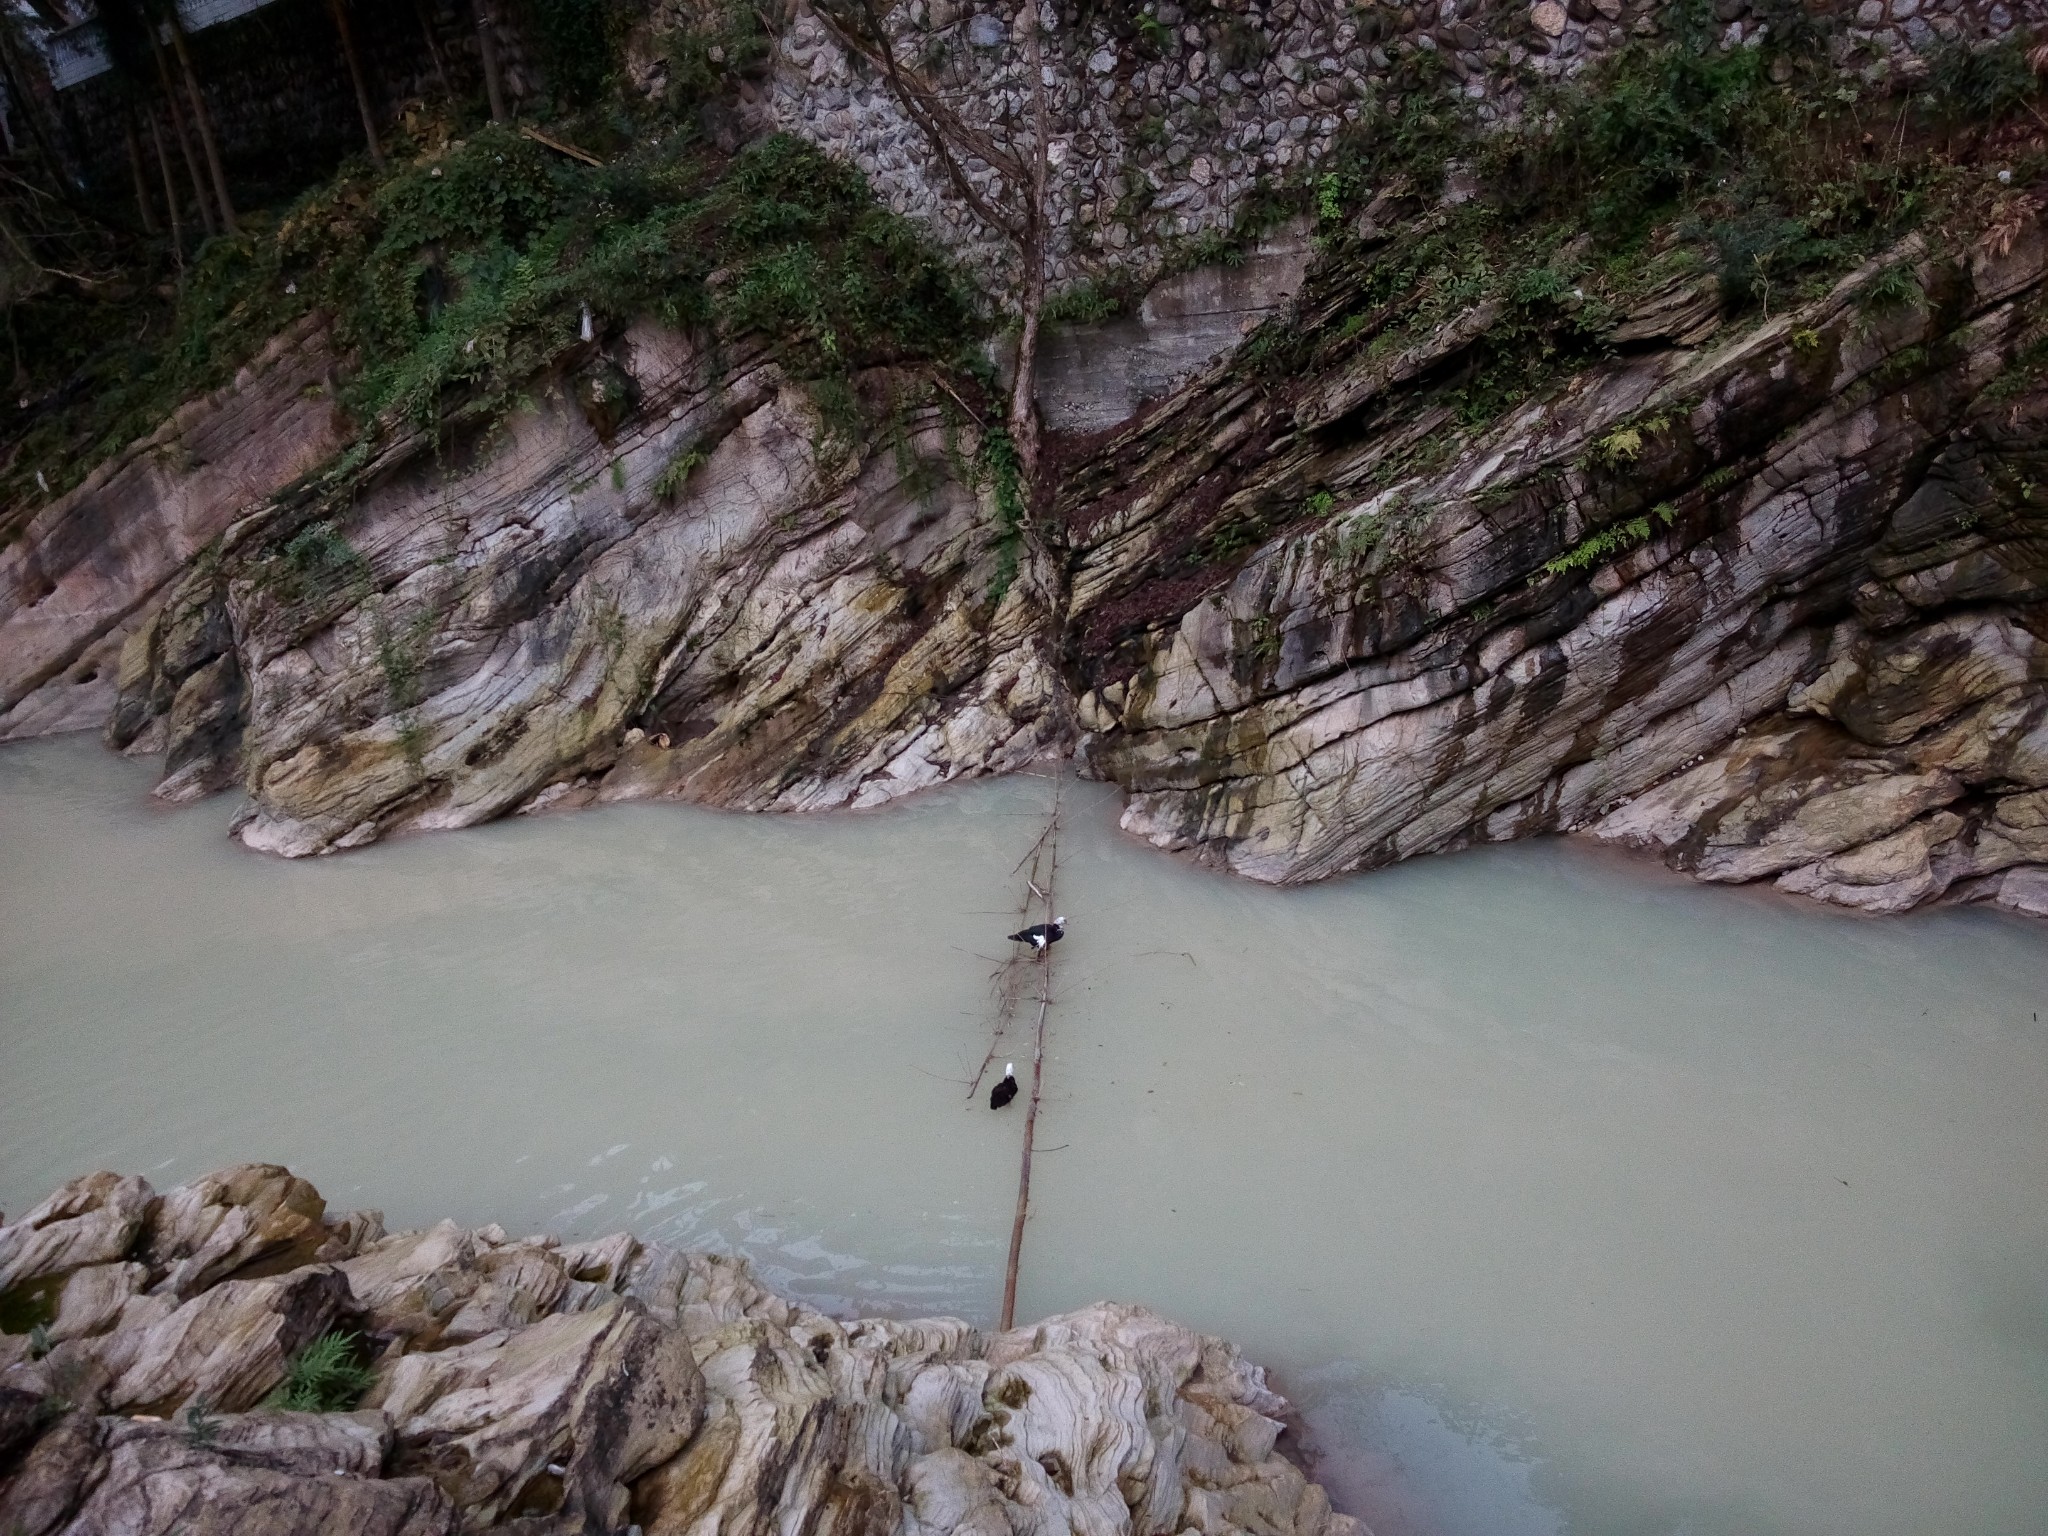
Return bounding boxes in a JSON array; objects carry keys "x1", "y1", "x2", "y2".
[{"x1": 2, "y1": 734, "x2": 2044, "y2": 1536}]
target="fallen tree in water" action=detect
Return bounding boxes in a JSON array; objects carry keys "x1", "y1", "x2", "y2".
[{"x1": 0, "y1": 1162, "x2": 1361, "y2": 1536}]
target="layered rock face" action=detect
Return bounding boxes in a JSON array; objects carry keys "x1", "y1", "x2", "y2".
[
  {"x1": 1065, "y1": 221, "x2": 2048, "y2": 916},
  {"x1": 89, "y1": 325, "x2": 1058, "y2": 855},
  {"x1": 0, "y1": 1165, "x2": 1362, "y2": 1536},
  {"x1": 0, "y1": 320, "x2": 344, "y2": 744},
  {"x1": 3, "y1": 156, "x2": 2044, "y2": 921}
]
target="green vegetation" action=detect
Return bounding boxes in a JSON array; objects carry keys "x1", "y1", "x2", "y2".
[
  {"x1": 182, "y1": 1395, "x2": 222, "y2": 1445},
  {"x1": 263, "y1": 521, "x2": 372, "y2": 605},
  {"x1": 1270, "y1": 18, "x2": 2043, "y2": 442},
  {"x1": 266, "y1": 1330, "x2": 378, "y2": 1413},
  {"x1": 981, "y1": 428, "x2": 1027, "y2": 604},
  {"x1": 653, "y1": 441, "x2": 709, "y2": 500},
  {"x1": 4, "y1": 126, "x2": 983, "y2": 517},
  {"x1": 0, "y1": 1274, "x2": 63, "y2": 1336},
  {"x1": 1041, "y1": 280, "x2": 1126, "y2": 327},
  {"x1": 1540, "y1": 503, "x2": 1679, "y2": 579}
]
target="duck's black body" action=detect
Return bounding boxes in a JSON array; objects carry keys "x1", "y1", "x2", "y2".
[
  {"x1": 990, "y1": 1069, "x2": 1019, "y2": 1109},
  {"x1": 1007, "y1": 919, "x2": 1065, "y2": 950}
]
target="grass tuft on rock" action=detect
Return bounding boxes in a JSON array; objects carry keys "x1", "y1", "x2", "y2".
[{"x1": 265, "y1": 1330, "x2": 378, "y2": 1413}]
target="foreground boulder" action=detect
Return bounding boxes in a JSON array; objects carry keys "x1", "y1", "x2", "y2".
[
  {"x1": 0, "y1": 1410, "x2": 456, "y2": 1536},
  {"x1": 0, "y1": 1165, "x2": 1366, "y2": 1536},
  {"x1": 0, "y1": 1174, "x2": 155, "y2": 1296}
]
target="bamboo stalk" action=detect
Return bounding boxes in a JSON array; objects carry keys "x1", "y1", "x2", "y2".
[
  {"x1": 166, "y1": 13, "x2": 235, "y2": 233},
  {"x1": 518, "y1": 124, "x2": 602, "y2": 167},
  {"x1": 150, "y1": 31, "x2": 213, "y2": 239},
  {"x1": 998, "y1": 764, "x2": 1061, "y2": 1332},
  {"x1": 969, "y1": 835, "x2": 1046, "y2": 1100},
  {"x1": 326, "y1": 0, "x2": 384, "y2": 169},
  {"x1": 473, "y1": 0, "x2": 508, "y2": 124},
  {"x1": 125, "y1": 115, "x2": 159, "y2": 235},
  {"x1": 413, "y1": 0, "x2": 452, "y2": 95},
  {"x1": 147, "y1": 105, "x2": 185, "y2": 273}
]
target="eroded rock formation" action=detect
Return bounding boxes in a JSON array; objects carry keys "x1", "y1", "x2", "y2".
[
  {"x1": 0, "y1": 1165, "x2": 1363, "y2": 1536},
  {"x1": 95, "y1": 325, "x2": 1060, "y2": 855},
  {"x1": 3, "y1": 170, "x2": 2045, "y2": 921},
  {"x1": 1066, "y1": 222, "x2": 2048, "y2": 915}
]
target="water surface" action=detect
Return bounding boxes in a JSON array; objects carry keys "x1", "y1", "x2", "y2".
[{"x1": 3, "y1": 735, "x2": 2045, "y2": 1536}]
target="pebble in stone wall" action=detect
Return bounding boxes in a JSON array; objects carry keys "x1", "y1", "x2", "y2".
[{"x1": 693, "y1": 0, "x2": 2025, "y2": 303}]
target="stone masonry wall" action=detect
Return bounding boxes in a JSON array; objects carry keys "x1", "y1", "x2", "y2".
[{"x1": 690, "y1": 0, "x2": 2027, "y2": 302}]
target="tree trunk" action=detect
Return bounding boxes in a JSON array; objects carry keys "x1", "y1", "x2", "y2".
[
  {"x1": 326, "y1": 0, "x2": 384, "y2": 168},
  {"x1": 413, "y1": 0, "x2": 453, "y2": 95},
  {"x1": 473, "y1": 0, "x2": 508, "y2": 124},
  {"x1": 124, "y1": 113, "x2": 159, "y2": 234},
  {"x1": 166, "y1": 13, "x2": 236, "y2": 233},
  {"x1": 147, "y1": 104, "x2": 185, "y2": 268},
  {"x1": 151, "y1": 33, "x2": 215, "y2": 239}
]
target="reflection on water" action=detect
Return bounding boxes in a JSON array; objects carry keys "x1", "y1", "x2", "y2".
[{"x1": 4, "y1": 734, "x2": 2046, "y2": 1536}]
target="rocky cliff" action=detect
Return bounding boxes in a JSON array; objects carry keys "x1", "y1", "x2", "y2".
[
  {"x1": 8, "y1": 194, "x2": 2046, "y2": 919},
  {"x1": 2, "y1": 10, "x2": 2044, "y2": 919},
  {"x1": 0, "y1": 1164, "x2": 1359, "y2": 1536},
  {"x1": 1067, "y1": 222, "x2": 2048, "y2": 916}
]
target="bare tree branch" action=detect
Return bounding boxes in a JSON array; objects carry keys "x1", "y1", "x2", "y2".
[{"x1": 809, "y1": 0, "x2": 1031, "y2": 240}]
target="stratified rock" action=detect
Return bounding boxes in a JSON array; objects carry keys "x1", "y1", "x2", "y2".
[
  {"x1": 0, "y1": 1174, "x2": 156, "y2": 1294},
  {"x1": 6, "y1": 1412, "x2": 456, "y2": 1536},
  {"x1": 144, "y1": 1164, "x2": 330, "y2": 1300},
  {"x1": 2, "y1": 1165, "x2": 1367, "y2": 1536},
  {"x1": 371, "y1": 1298, "x2": 704, "y2": 1530},
  {"x1": 0, "y1": 1382, "x2": 51, "y2": 1461},
  {"x1": 102, "y1": 1267, "x2": 352, "y2": 1414},
  {"x1": 1073, "y1": 218, "x2": 2048, "y2": 914},
  {"x1": 153, "y1": 331, "x2": 1061, "y2": 858},
  {"x1": 0, "y1": 319, "x2": 343, "y2": 742},
  {"x1": 624, "y1": 1250, "x2": 1355, "y2": 1536},
  {"x1": 49, "y1": 1265, "x2": 149, "y2": 1345},
  {"x1": 0, "y1": 1408, "x2": 102, "y2": 1536},
  {"x1": 341, "y1": 1224, "x2": 591, "y2": 1351}
]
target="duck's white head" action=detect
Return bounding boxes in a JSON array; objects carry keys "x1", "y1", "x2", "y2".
[
  {"x1": 1054, "y1": 915, "x2": 1066, "y2": 925},
  {"x1": 1003, "y1": 1062, "x2": 1015, "y2": 1078}
]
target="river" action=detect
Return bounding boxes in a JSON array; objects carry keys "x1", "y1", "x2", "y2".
[{"x1": 3, "y1": 734, "x2": 2045, "y2": 1536}]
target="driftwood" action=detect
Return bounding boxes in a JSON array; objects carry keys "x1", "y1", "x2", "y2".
[
  {"x1": 998, "y1": 766, "x2": 1061, "y2": 1331},
  {"x1": 967, "y1": 818, "x2": 1056, "y2": 1100}
]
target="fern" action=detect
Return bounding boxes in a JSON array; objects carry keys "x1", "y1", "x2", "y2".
[
  {"x1": 1539, "y1": 504, "x2": 1675, "y2": 579},
  {"x1": 266, "y1": 1331, "x2": 376, "y2": 1414}
]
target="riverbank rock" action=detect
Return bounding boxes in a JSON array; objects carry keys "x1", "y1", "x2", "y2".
[
  {"x1": 0, "y1": 1174, "x2": 156, "y2": 1295},
  {"x1": 0, "y1": 1164, "x2": 1368, "y2": 1536},
  {"x1": 0, "y1": 1409, "x2": 457, "y2": 1536},
  {"x1": 0, "y1": 319, "x2": 342, "y2": 745},
  {"x1": 144, "y1": 1163, "x2": 333, "y2": 1300},
  {"x1": 1067, "y1": 215, "x2": 2048, "y2": 919},
  {"x1": 6, "y1": 128, "x2": 2039, "y2": 924}
]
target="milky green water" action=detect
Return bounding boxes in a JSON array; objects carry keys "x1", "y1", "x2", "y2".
[{"x1": 3, "y1": 734, "x2": 2045, "y2": 1536}]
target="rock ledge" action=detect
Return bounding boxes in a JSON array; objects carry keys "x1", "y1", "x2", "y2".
[{"x1": 0, "y1": 1163, "x2": 1361, "y2": 1536}]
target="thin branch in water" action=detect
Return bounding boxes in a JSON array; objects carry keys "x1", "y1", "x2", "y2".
[{"x1": 1000, "y1": 757, "x2": 1061, "y2": 1330}]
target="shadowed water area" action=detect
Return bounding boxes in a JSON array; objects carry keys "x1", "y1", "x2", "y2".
[{"x1": 3, "y1": 733, "x2": 2046, "y2": 1536}]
